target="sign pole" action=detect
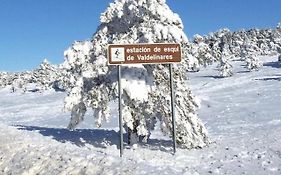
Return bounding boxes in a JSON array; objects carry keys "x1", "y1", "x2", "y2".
[
  {"x1": 169, "y1": 64, "x2": 177, "y2": 154},
  {"x1": 118, "y1": 65, "x2": 124, "y2": 157}
]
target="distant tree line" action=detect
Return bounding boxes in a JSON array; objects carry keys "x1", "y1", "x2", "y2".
[
  {"x1": 0, "y1": 59, "x2": 64, "y2": 92},
  {"x1": 187, "y1": 23, "x2": 281, "y2": 76},
  {"x1": 1, "y1": 24, "x2": 281, "y2": 90}
]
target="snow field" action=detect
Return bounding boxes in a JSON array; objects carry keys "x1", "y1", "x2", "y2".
[{"x1": 0, "y1": 56, "x2": 281, "y2": 174}]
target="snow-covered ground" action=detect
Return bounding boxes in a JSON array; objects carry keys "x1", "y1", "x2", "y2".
[{"x1": 0, "y1": 56, "x2": 281, "y2": 175}]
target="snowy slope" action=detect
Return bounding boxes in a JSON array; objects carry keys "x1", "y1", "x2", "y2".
[{"x1": 0, "y1": 56, "x2": 281, "y2": 175}]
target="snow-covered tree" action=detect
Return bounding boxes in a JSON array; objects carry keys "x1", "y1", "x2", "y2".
[
  {"x1": 1, "y1": 71, "x2": 31, "y2": 93},
  {"x1": 218, "y1": 53, "x2": 233, "y2": 78},
  {"x1": 192, "y1": 34, "x2": 214, "y2": 67},
  {"x1": 10, "y1": 75, "x2": 26, "y2": 93},
  {"x1": 32, "y1": 59, "x2": 62, "y2": 91},
  {"x1": 245, "y1": 54, "x2": 263, "y2": 71},
  {"x1": 276, "y1": 46, "x2": 281, "y2": 62},
  {"x1": 64, "y1": 0, "x2": 210, "y2": 148},
  {"x1": 241, "y1": 39, "x2": 263, "y2": 71},
  {"x1": 0, "y1": 72, "x2": 9, "y2": 88},
  {"x1": 60, "y1": 41, "x2": 93, "y2": 91},
  {"x1": 181, "y1": 42, "x2": 200, "y2": 72}
]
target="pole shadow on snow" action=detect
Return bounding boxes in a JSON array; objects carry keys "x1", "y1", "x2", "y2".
[{"x1": 14, "y1": 125, "x2": 173, "y2": 152}]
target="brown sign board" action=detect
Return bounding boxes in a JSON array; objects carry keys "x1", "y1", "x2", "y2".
[{"x1": 108, "y1": 43, "x2": 181, "y2": 65}]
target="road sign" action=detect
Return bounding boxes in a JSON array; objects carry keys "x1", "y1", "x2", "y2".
[{"x1": 108, "y1": 43, "x2": 181, "y2": 65}]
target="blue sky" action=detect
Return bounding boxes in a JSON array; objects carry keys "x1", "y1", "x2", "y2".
[{"x1": 0, "y1": 0, "x2": 280, "y2": 72}]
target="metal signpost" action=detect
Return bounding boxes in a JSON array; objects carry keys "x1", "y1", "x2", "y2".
[
  {"x1": 118, "y1": 65, "x2": 124, "y2": 157},
  {"x1": 169, "y1": 64, "x2": 177, "y2": 154},
  {"x1": 108, "y1": 43, "x2": 181, "y2": 157}
]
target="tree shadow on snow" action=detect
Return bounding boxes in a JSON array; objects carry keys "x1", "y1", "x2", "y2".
[
  {"x1": 263, "y1": 61, "x2": 281, "y2": 68},
  {"x1": 255, "y1": 76, "x2": 281, "y2": 81},
  {"x1": 15, "y1": 125, "x2": 120, "y2": 148},
  {"x1": 27, "y1": 88, "x2": 40, "y2": 92},
  {"x1": 236, "y1": 70, "x2": 251, "y2": 74},
  {"x1": 201, "y1": 75, "x2": 225, "y2": 79},
  {"x1": 15, "y1": 125, "x2": 173, "y2": 152}
]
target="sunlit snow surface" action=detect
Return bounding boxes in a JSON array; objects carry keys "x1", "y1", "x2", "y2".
[{"x1": 0, "y1": 56, "x2": 281, "y2": 174}]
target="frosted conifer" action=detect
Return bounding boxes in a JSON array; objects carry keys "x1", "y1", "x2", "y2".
[
  {"x1": 192, "y1": 34, "x2": 214, "y2": 67},
  {"x1": 218, "y1": 54, "x2": 233, "y2": 77},
  {"x1": 277, "y1": 47, "x2": 281, "y2": 62},
  {"x1": 33, "y1": 59, "x2": 61, "y2": 91},
  {"x1": 64, "y1": 0, "x2": 210, "y2": 148},
  {"x1": 0, "y1": 72, "x2": 9, "y2": 88},
  {"x1": 245, "y1": 54, "x2": 263, "y2": 71}
]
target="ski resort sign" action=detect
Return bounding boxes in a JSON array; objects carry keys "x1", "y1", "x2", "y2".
[{"x1": 108, "y1": 43, "x2": 181, "y2": 65}]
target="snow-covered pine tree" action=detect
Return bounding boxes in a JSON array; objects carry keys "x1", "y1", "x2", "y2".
[
  {"x1": 228, "y1": 31, "x2": 241, "y2": 57},
  {"x1": 245, "y1": 54, "x2": 263, "y2": 71},
  {"x1": 10, "y1": 74, "x2": 26, "y2": 93},
  {"x1": 275, "y1": 27, "x2": 281, "y2": 61},
  {"x1": 0, "y1": 72, "x2": 9, "y2": 88},
  {"x1": 192, "y1": 34, "x2": 214, "y2": 67},
  {"x1": 181, "y1": 42, "x2": 200, "y2": 72},
  {"x1": 4, "y1": 72, "x2": 29, "y2": 93},
  {"x1": 33, "y1": 59, "x2": 62, "y2": 91},
  {"x1": 0, "y1": 72, "x2": 15, "y2": 91},
  {"x1": 218, "y1": 52, "x2": 233, "y2": 78},
  {"x1": 64, "y1": 0, "x2": 210, "y2": 148},
  {"x1": 61, "y1": 41, "x2": 93, "y2": 91},
  {"x1": 277, "y1": 46, "x2": 281, "y2": 62},
  {"x1": 240, "y1": 37, "x2": 262, "y2": 71}
]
